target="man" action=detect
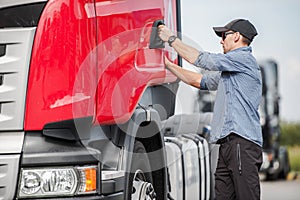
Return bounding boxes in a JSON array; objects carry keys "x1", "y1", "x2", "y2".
[{"x1": 158, "y1": 19, "x2": 263, "y2": 200}]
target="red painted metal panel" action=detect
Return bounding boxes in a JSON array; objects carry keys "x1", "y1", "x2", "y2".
[
  {"x1": 94, "y1": 0, "x2": 178, "y2": 124},
  {"x1": 25, "y1": 0, "x2": 98, "y2": 130},
  {"x1": 25, "y1": 0, "x2": 178, "y2": 130}
]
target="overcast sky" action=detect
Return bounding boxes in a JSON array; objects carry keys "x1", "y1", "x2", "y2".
[{"x1": 179, "y1": 0, "x2": 300, "y2": 122}]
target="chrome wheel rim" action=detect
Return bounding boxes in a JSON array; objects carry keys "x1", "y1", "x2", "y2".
[{"x1": 132, "y1": 169, "x2": 156, "y2": 200}]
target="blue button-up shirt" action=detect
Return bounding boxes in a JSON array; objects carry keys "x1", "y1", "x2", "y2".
[{"x1": 195, "y1": 46, "x2": 262, "y2": 146}]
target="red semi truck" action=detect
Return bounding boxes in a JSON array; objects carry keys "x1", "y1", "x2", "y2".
[{"x1": 0, "y1": 0, "x2": 213, "y2": 199}]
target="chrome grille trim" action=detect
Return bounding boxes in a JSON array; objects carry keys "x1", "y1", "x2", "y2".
[
  {"x1": 0, "y1": 154, "x2": 20, "y2": 200},
  {"x1": 0, "y1": 28, "x2": 36, "y2": 130}
]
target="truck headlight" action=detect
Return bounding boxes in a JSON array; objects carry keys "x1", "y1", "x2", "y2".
[
  {"x1": 261, "y1": 152, "x2": 271, "y2": 170},
  {"x1": 18, "y1": 165, "x2": 98, "y2": 198}
]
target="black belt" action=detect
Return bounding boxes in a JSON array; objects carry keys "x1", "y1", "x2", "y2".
[{"x1": 216, "y1": 133, "x2": 239, "y2": 144}]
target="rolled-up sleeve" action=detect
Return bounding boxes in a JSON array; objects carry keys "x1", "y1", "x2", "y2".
[
  {"x1": 200, "y1": 71, "x2": 221, "y2": 91},
  {"x1": 194, "y1": 50, "x2": 248, "y2": 72},
  {"x1": 194, "y1": 51, "x2": 220, "y2": 71},
  {"x1": 200, "y1": 75, "x2": 208, "y2": 90}
]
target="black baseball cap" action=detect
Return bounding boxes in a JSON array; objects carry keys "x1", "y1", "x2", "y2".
[{"x1": 213, "y1": 19, "x2": 258, "y2": 41}]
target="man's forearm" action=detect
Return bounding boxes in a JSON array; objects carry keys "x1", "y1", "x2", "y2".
[
  {"x1": 171, "y1": 38, "x2": 200, "y2": 64},
  {"x1": 166, "y1": 61, "x2": 202, "y2": 89}
]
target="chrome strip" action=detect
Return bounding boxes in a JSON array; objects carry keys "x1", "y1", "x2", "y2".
[
  {"x1": 102, "y1": 170, "x2": 125, "y2": 181},
  {"x1": 0, "y1": 154, "x2": 21, "y2": 200},
  {"x1": 0, "y1": 132, "x2": 24, "y2": 153},
  {"x1": 0, "y1": 28, "x2": 36, "y2": 130}
]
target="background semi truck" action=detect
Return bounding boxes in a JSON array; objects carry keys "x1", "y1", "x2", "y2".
[
  {"x1": 258, "y1": 60, "x2": 290, "y2": 180},
  {"x1": 0, "y1": 0, "x2": 213, "y2": 199}
]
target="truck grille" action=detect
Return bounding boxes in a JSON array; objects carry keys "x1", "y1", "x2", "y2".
[
  {"x1": 0, "y1": 155, "x2": 20, "y2": 200},
  {"x1": 0, "y1": 28, "x2": 36, "y2": 130},
  {"x1": 0, "y1": 45, "x2": 5, "y2": 57},
  {"x1": 0, "y1": 2, "x2": 47, "y2": 199}
]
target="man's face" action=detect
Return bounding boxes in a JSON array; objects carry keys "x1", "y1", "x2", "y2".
[{"x1": 220, "y1": 31, "x2": 235, "y2": 54}]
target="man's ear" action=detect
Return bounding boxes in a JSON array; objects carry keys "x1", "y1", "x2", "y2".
[{"x1": 234, "y1": 32, "x2": 241, "y2": 43}]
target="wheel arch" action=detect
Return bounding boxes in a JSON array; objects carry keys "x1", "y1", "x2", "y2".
[{"x1": 121, "y1": 107, "x2": 168, "y2": 200}]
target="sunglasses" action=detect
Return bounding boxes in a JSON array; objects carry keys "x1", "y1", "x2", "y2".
[{"x1": 222, "y1": 31, "x2": 235, "y2": 41}]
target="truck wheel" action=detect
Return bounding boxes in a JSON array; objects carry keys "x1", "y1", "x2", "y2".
[
  {"x1": 266, "y1": 171, "x2": 279, "y2": 181},
  {"x1": 279, "y1": 148, "x2": 290, "y2": 179},
  {"x1": 127, "y1": 141, "x2": 156, "y2": 200}
]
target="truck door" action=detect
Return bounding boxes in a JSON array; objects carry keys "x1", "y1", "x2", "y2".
[{"x1": 94, "y1": 0, "x2": 179, "y2": 124}]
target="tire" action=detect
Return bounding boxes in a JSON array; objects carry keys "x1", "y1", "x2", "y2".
[
  {"x1": 126, "y1": 141, "x2": 156, "y2": 200},
  {"x1": 266, "y1": 171, "x2": 279, "y2": 181},
  {"x1": 279, "y1": 148, "x2": 290, "y2": 179}
]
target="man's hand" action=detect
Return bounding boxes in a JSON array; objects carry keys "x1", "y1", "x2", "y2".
[
  {"x1": 158, "y1": 25, "x2": 174, "y2": 42},
  {"x1": 163, "y1": 56, "x2": 202, "y2": 89},
  {"x1": 164, "y1": 56, "x2": 172, "y2": 69},
  {"x1": 159, "y1": 25, "x2": 200, "y2": 65}
]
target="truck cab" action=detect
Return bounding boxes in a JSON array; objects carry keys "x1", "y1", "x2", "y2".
[{"x1": 0, "y1": 0, "x2": 213, "y2": 199}]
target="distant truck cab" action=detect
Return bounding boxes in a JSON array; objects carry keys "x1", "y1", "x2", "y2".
[{"x1": 259, "y1": 60, "x2": 290, "y2": 180}]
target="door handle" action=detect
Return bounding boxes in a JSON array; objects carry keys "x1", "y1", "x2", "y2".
[{"x1": 149, "y1": 19, "x2": 165, "y2": 49}]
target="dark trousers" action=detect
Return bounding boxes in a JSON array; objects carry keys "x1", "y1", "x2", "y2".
[{"x1": 215, "y1": 133, "x2": 262, "y2": 200}]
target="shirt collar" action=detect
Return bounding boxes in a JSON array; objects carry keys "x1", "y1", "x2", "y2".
[{"x1": 228, "y1": 46, "x2": 252, "y2": 54}]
